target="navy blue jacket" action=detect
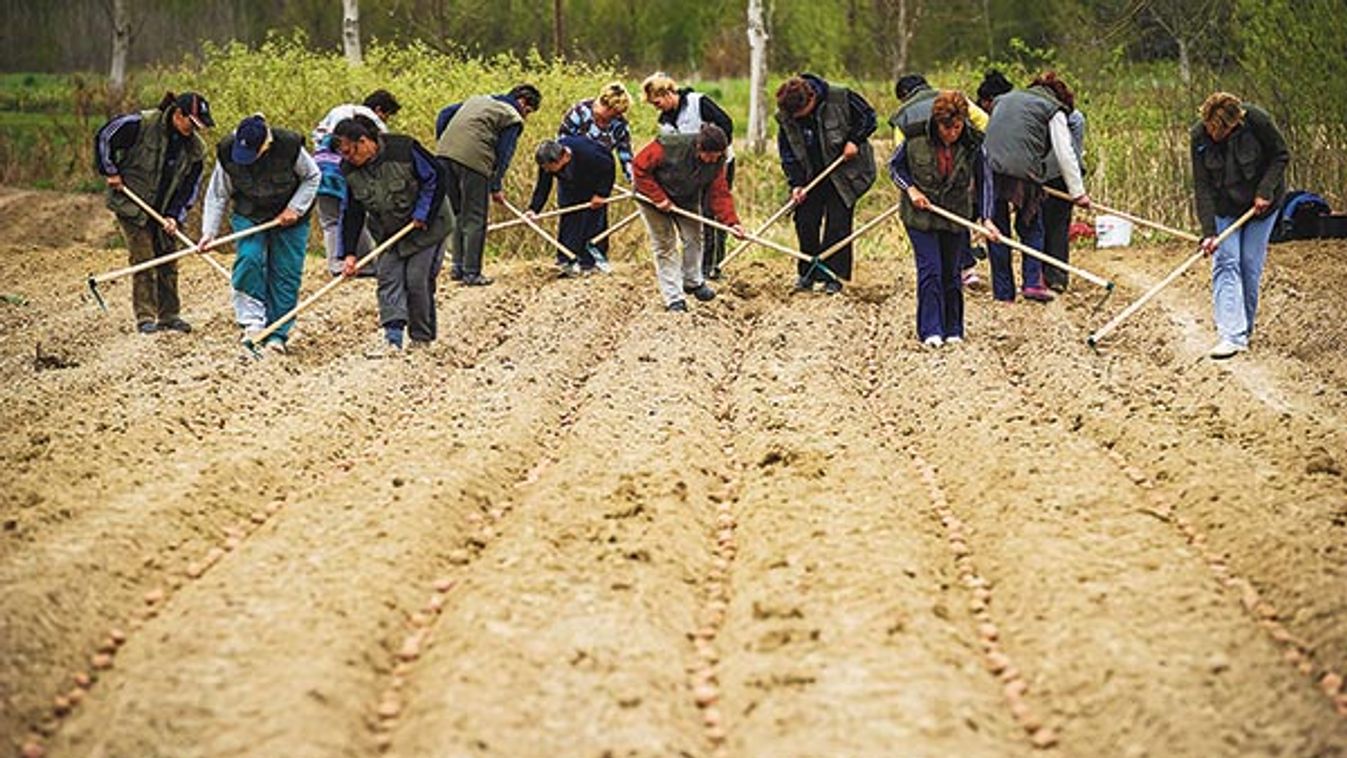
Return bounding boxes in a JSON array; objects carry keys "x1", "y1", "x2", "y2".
[{"x1": 528, "y1": 135, "x2": 616, "y2": 212}]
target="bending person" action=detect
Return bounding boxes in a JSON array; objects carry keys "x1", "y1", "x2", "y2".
[
  {"x1": 527, "y1": 137, "x2": 616, "y2": 276},
  {"x1": 312, "y1": 89, "x2": 400, "y2": 276}
]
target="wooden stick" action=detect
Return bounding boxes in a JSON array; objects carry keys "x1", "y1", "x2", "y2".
[
  {"x1": 922, "y1": 203, "x2": 1114, "y2": 290},
  {"x1": 89, "y1": 219, "x2": 283, "y2": 285},
  {"x1": 1042, "y1": 185, "x2": 1201, "y2": 243},
  {"x1": 815, "y1": 200, "x2": 905, "y2": 264},
  {"x1": 117, "y1": 185, "x2": 232, "y2": 279},
  {"x1": 500, "y1": 198, "x2": 576, "y2": 262},
  {"x1": 1088, "y1": 206, "x2": 1258, "y2": 347},
  {"x1": 720, "y1": 153, "x2": 848, "y2": 268},
  {"x1": 589, "y1": 210, "x2": 641, "y2": 246},
  {"x1": 631, "y1": 192, "x2": 816, "y2": 265},
  {"x1": 242, "y1": 221, "x2": 418, "y2": 353},
  {"x1": 488, "y1": 192, "x2": 630, "y2": 232}
]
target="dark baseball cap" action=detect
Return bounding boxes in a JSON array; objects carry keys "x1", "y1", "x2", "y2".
[
  {"x1": 231, "y1": 115, "x2": 270, "y2": 165},
  {"x1": 175, "y1": 91, "x2": 215, "y2": 129}
]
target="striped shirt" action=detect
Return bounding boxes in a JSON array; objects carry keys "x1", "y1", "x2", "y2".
[{"x1": 559, "y1": 99, "x2": 633, "y2": 182}]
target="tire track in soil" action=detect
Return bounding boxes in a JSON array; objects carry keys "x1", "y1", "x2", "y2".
[
  {"x1": 710, "y1": 285, "x2": 1022, "y2": 758},
  {"x1": 43, "y1": 273, "x2": 643, "y2": 758},
  {"x1": 985, "y1": 261, "x2": 1347, "y2": 722},
  {"x1": 383, "y1": 296, "x2": 744, "y2": 758},
  {"x1": 1, "y1": 268, "x2": 547, "y2": 756},
  {"x1": 867, "y1": 265, "x2": 1345, "y2": 755}
]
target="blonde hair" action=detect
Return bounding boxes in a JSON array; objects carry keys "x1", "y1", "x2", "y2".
[
  {"x1": 1200, "y1": 92, "x2": 1245, "y2": 133},
  {"x1": 597, "y1": 81, "x2": 631, "y2": 114},
  {"x1": 642, "y1": 72, "x2": 677, "y2": 103}
]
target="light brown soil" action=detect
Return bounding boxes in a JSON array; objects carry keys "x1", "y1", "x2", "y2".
[{"x1": 2, "y1": 187, "x2": 1345, "y2": 757}]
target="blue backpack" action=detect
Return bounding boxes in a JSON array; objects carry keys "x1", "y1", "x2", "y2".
[{"x1": 1272, "y1": 190, "x2": 1331, "y2": 242}]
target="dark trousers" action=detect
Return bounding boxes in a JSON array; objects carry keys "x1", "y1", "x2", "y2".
[
  {"x1": 988, "y1": 198, "x2": 1046, "y2": 301},
  {"x1": 376, "y1": 241, "x2": 444, "y2": 342},
  {"x1": 119, "y1": 218, "x2": 180, "y2": 325},
  {"x1": 557, "y1": 206, "x2": 606, "y2": 268},
  {"x1": 908, "y1": 225, "x2": 966, "y2": 340},
  {"x1": 1040, "y1": 177, "x2": 1072, "y2": 290},
  {"x1": 794, "y1": 180, "x2": 855, "y2": 282},
  {"x1": 701, "y1": 160, "x2": 735, "y2": 276},
  {"x1": 443, "y1": 158, "x2": 489, "y2": 278}
]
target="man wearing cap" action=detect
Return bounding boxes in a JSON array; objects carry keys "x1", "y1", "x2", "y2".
[
  {"x1": 200, "y1": 114, "x2": 320, "y2": 354},
  {"x1": 526, "y1": 136, "x2": 616, "y2": 276},
  {"x1": 434, "y1": 84, "x2": 541, "y2": 286},
  {"x1": 94, "y1": 91, "x2": 213, "y2": 334}
]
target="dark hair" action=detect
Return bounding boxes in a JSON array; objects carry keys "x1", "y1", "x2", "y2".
[
  {"x1": 534, "y1": 139, "x2": 566, "y2": 166},
  {"x1": 694, "y1": 124, "x2": 729, "y2": 154},
  {"x1": 775, "y1": 76, "x2": 813, "y2": 115},
  {"x1": 363, "y1": 89, "x2": 400, "y2": 117},
  {"x1": 895, "y1": 74, "x2": 929, "y2": 101},
  {"x1": 1029, "y1": 71, "x2": 1075, "y2": 111},
  {"x1": 510, "y1": 84, "x2": 542, "y2": 111},
  {"x1": 333, "y1": 115, "x2": 380, "y2": 143},
  {"x1": 976, "y1": 70, "x2": 1014, "y2": 104},
  {"x1": 157, "y1": 91, "x2": 177, "y2": 112}
]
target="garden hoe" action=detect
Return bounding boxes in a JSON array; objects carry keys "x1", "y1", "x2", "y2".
[
  {"x1": 1042, "y1": 186, "x2": 1201, "y2": 244},
  {"x1": 720, "y1": 153, "x2": 847, "y2": 270},
  {"x1": 117, "y1": 185, "x2": 232, "y2": 280}
]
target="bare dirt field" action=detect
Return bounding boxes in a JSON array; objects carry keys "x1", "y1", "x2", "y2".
[{"x1": 2, "y1": 186, "x2": 1345, "y2": 757}]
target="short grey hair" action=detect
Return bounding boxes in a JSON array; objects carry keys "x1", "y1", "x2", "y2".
[{"x1": 534, "y1": 140, "x2": 566, "y2": 166}]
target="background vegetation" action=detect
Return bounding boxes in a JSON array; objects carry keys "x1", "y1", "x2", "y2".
[{"x1": 0, "y1": 0, "x2": 1343, "y2": 259}]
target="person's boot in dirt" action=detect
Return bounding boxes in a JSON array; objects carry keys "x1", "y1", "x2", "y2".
[
  {"x1": 157, "y1": 316, "x2": 193, "y2": 333},
  {"x1": 365, "y1": 324, "x2": 405, "y2": 359},
  {"x1": 685, "y1": 283, "x2": 715, "y2": 302},
  {"x1": 666, "y1": 300, "x2": 688, "y2": 312},
  {"x1": 137, "y1": 321, "x2": 159, "y2": 335},
  {"x1": 461, "y1": 273, "x2": 493, "y2": 286},
  {"x1": 823, "y1": 279, "x2": 843, "y2": 295},
  {"x1": 794, "y1": 275, "x2": 815, "y2": 293}
]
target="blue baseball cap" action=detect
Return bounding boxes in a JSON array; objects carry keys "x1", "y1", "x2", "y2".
[{"x1": 231, "y1": 115, "x2": 270, "y2": 165}]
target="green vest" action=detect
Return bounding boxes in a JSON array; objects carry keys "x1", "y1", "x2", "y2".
[
  {"x1": 983, "y1": 85, "x2": 1065, "y2": 181},
  {"x1": 217, "y1": 128, "x2": 306, "y2": 222},
  {"x1": 434, "y1": 96, "x2": 523, "y2": 177},
  {"x1": 899, "y1": 126, "x2": 983, "y2": 233},
  {"x1": 343, "y1": 135, "x2": 454, "y2": 257},
  {"x1": 887, "y1": 86, "x2": 938, "y2": 138},
  {"x1": 652, "y1": 134, "x2": 725, "y2": 210},
  {"x1": 104, "y1": 109, "x2": 206, "y2": 226},
  {"x1": 775, "y1": 84, "x2": 876, "y2": 208}
]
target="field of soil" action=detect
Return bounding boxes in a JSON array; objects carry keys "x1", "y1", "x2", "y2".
[{"x1": 2, "y1": 186, "x2": 1345, "y2": 757}]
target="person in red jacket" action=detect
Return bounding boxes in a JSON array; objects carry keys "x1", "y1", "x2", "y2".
[{"x1": 632, "y1": 124, "x2": 745, "y2": 311}]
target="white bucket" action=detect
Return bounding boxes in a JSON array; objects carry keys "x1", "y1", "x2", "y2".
[{"x1": 1095, "y1": 215, "x2": 1133, "y2": 248}]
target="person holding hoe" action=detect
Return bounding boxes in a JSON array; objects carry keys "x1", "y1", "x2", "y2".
[
  {"x1": 527, "y1": 136, "x2": 616, "y2": 276},
  {"x1": 334, "y1": 116, "x2": 454, "y2": 356},
  {"x1": 200, "y1": 114, "x2": 320, "y2": 355},
  {"x1": 559, "y1": 82, "x2": 634, "y2": 264},
  {"x1": 93, "y1": 91, "x2": 213, "y2": 334},
  {"x1": 775, "y1": 73, "x2": 878, "y2": 295},
  {"x1": 435, "y1": 84, "x2": 542, "y2": 286},
  {"x1": 1192, "y1": 92, "x2": 1289, "y2": 360},
  {"x1": 631, "y1": 124, "x2": 745, "y2": 312},
  {"x1": 889, "y1": 91, "x2": 996, "y2": 348}
]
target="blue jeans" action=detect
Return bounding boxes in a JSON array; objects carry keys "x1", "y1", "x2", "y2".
[
  {"x1": 1211, "y1": 211, "x2": 1276, "y2": 347},
  {"x1": 988, "y1": 198, "x2": 1045, "y2": 301},
  {"x1": 230, "y1": 213, "x2": 309, "y2": 342},
  {"x1": 907, "y1": 225, "x2": 966, "y2": 341}
]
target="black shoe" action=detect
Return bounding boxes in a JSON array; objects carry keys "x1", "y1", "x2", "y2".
[
  {"x1": 705, "y1": 267, "x2": 723, "y2": 281},
  {"x1": 822, "y1": 279, "x2": 843, "y2": 295},
  {"x1": 686, "y1": 284, "x2": 715, "y2": 302},
  {"x1": 794, "y1": 276, "x2": 815, "y2": 293},
  {"x1": 666, "y1": 300, "x2": 688, "y2": 312},
  {"x1": 137, "y1": 321, "x2": 158, "y2": 335},
  {"x1": 460, "y1": 274, "x2": 493, "y2": 287},
  {"x1": 449, "y1": 269, "x2": 464, "y2": 282},
  {"x1": 1046, "y1": 280, "x2": 1068, "y2": 294},
  {"x1": 157, "y1": 317, "x2": 192, "y2": 333}
]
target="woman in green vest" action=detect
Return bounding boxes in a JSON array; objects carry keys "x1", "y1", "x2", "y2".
[
  {"x1": 889, "y1": 91, "x2": 998, "y2": 348},
  {"x1": 93, "y1": 91, "x2": 213, "y2": 334},
  {"x1": 334, "y1": 116, "x2": 454, "y2": 355}
]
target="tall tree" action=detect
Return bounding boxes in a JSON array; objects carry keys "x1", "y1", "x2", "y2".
[
  {"x1": 107, "y1": 0, "x2": 131, "y2": 97},
  {"x1": 553, "y1": 0, "x2": 565, "y2": 58},
  {"x1": 746, "y1": 0, "x2": 770, "y2": 152},
  {"x1": 873, "y1": 0, "x2": 924, "y2": 78},
  {"x1": 342, "y1": 0, "x2": 362, "y2": 65},
  {"x1": 1142, "y1": 0, "x2": 1225, "y2": 83}
]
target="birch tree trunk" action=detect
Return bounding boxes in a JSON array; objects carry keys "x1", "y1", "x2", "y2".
[
  {"x1": 109, "y1": 0, "x2": 130, "y2": 97},
  {"x1": 554, "y1": 0, "x2": 565, "y2": 59},
  {"x1": 342, "y1": 0, "x2": 362, "y2": 66},
  {"x1": 746, "y1": 0, "x2": 770, "y2": 153}
]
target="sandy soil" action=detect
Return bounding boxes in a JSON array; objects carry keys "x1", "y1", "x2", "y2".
[{"x1": 1, "y1": 187, "x2": 1345, "y2": 757}]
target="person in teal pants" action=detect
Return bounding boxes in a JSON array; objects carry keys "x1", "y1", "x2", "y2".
[{"x1": 201, "y1": 114, "x2": 321, "y2": 354}]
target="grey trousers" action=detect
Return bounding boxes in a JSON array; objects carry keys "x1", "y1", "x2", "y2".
[
  {"x1": 443, "y1": 159, "x2": 489, "y2": 278},
  {"x1": 318, "y1": 195, "x2": 374, "y2": 277},
  {"x1": 639, "y1": 204, "x2": 705, "y2": 306},
  {"x1": 376, "y1": 240, "x2": 445, "y2": 342}
]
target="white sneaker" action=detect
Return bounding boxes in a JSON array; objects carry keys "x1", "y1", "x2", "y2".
[
  {"x1": 944, "y1": 336, "x2": 963, "y2": 345},
  {"x1": 1208, "y1": 339, "x2": 1246, "y2": 360},
  {"x1": 923, "y1": 335, "x2": 944, "y2": 349},
  {"x1": 264, "y1": 339, "x2": 287, "y2": 356}
]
